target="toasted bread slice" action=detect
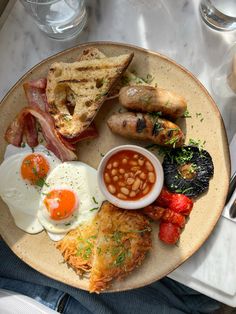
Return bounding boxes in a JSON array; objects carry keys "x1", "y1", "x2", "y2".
[
  {"x1": 77, "y1": 47, "x2": 106, "y2": 61},
  {"x1": 46, "y1": 53, "x2": 133, "y2": 138},
  {"x1": 77, "y1": 48, "x2": 148, "y2": 100}
]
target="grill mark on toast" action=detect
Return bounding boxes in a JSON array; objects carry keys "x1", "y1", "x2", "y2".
[{"x1": 75, "y1": 64, "x2": 120, "y2": 71}]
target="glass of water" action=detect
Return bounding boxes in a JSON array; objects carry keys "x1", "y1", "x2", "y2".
[
  {"x1": 199, "y1": 0, "x2": 236, "y2": 31},
  {"x1": 20, "y1": 0, "x2": 87, "y2": 40}
]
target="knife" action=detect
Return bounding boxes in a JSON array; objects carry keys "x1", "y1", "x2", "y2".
[{"x1": 221, "y1": 134, "x2": 236, "y2": 222}]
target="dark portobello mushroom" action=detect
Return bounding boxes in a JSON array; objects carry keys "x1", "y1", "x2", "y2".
[{"x1": 162, "y1": 146, "x2": 214, "y2": 197}]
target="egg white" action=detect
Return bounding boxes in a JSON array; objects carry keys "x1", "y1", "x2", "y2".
[
  {"x1": 0, "y1": 145, "x2": 61, "y2": 234},
  {"x1": 38, "y1": 162, "x2": 105, "y2": 234}
]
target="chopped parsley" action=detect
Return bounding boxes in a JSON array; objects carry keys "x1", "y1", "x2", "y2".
[
  {"x1": 62, "y1": 114, "x2": 71, "y2": 121},
  {"x1": 188, "y1": 138, "x2": 206, "y2": 150},
  {"x1": 174, "y1": 147, "x2": 194, "y2": 165},
  {"x1": 112, "y1": 230, "x2": 123, "y2": 243},
  {"x1": 183, "y1": 109, "x2": 192, "y2": 118},
  {"x1": 35, "y1": 178, "x2": 49, "y2": 188},
  {"x1": 175, "y1": 187, "x2": 194, "y2": 194},
  {"x1": 114, "y1": 251, "x2": 127, "y2": 266},
  {"x1": 21, "y1": 142, "x2": 26, "y2": 148},
  {"x1": 164, "y1": 136, "x2": 180, "y2": 148},
  {"x1": 89, "y1": 207, "x2": 99, "y2": 212},
  {"x1": 92, "y1": 196, "x2": 98, "y2": 204}
]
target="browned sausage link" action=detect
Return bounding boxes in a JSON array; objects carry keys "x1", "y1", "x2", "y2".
[
  {"x1": 119, "y1": 85, "x2": 187, "y2": 119},
  {"x1": 107, "y1": 112, "x2": 185, "y2": 147}
]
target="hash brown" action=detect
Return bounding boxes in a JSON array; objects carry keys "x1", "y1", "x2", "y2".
[{"x1": 57, "y1": 201, "x2": 152, "y2": 293}]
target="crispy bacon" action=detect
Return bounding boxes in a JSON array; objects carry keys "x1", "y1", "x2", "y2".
[
  {"x1": 5, "y1": 107, "x2": 77, "y2": 161},
  {"x1": 6, "y1": 77, "x2": 99, "y2": 159},
  {"x1": 23, "y1": 79, "x2": 48, "y2": 147},
  {"x1": 5, "y1": 112, "x2": 24, "y2": 147},
  {"x1": 24, "y1": 115, "x2": 38, "y2": 147},
  {"x1": 23, "y1": 79, "x2": 48, "y2": 112}
]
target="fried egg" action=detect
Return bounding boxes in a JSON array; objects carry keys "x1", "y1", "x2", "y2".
[
  {"x1": 38, "y1": 162, "x2": 105, "y2": 234},
  {"x1": 0, "y1": 145, "x2": 61, "y2": 233}
]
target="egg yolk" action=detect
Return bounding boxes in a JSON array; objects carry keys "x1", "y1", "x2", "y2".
[
  {"x1": 44, "y1": 189, "x2": 77, "y2": 221},
  {"x1": 21, "y1": 153, "x2": 50, "y2": 185}
]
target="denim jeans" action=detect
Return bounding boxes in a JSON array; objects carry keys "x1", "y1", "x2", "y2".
[{"x1": 0, "y1": 240, "x2": 219, "y2": 314}]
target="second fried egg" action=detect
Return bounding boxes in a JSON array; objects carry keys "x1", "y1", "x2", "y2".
[{"x1": 38, "y1": 162, "x2": 105, "y2": 234}]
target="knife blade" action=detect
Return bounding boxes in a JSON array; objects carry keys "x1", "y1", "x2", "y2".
[{"x1": 221, "y1": 134, "x2": 236, "y2": 222}]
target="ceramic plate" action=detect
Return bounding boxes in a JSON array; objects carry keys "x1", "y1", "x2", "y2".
[{"x1": 0, "y1": 42, "x2": 230, "y2": 292}]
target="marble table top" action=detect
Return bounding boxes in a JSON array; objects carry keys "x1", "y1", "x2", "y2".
[{"x1": 0, "y1": 0, "x2": 236, "y2": 306}]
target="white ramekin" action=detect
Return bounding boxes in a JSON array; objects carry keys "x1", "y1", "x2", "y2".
[{"x1": 97, "y1": 145, "x2": 164, "y2": 209}]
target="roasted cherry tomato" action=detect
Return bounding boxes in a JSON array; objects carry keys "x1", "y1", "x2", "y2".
[
  {"x1": 155, "y1": 187, "x2": 173, "y2": 208},
  {"x1": 142, "y1": 205, "x2": 165, "y2": 221},
  {"x1": 169, "y1": 193, "x2": 193, "y2": 216},
  {"x1": 159, "y1": 222, "x2": 180, "y2": 245},
  {"x1": 162, "y1": 209, "x2": 186, "y2": 228}
]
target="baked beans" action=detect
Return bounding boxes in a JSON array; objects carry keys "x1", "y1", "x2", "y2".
[{"x1": 104, "y1": 150, "x2": 156, "y2": 200}]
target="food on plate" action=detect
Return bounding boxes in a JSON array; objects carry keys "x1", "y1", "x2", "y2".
[
  {"x1": 107, "y1": 112, "x2": 184, "y2": 147},
  {"x1": 57, "y1": 216, "x2": 99, "y2": 274},
  {"x1": 162, "y1": 146, "x2": 214, "y2": 197},
  {"x1": 57, "y1": 201, "x2": 152, "y2": 293},
  {"x1": 119, "y1": 85, "x2": 187, "y2": 119},
  {"x1": 104, "y1": 149, "x2": 156, "y2": 200},
  {"x1": 159, "y1": 222, "x2": 181, "y2": 245},
  {"x1": 1, "y1": 45, "x2": 216, "y2": 292},
  {"x1": 0, "y1": 145, "x2": 61, "y2": 233},
  {"x1": 142, "y1": 188, "x2": 193, "y2": 244},
  {"x1": 38, "y1": 161, "x2": 105, "y2": 234},
  {"x1": 46, "y1": 53, "x2": 134, "y2": 138},
  {"x1": 77, "y1": 47, "x2": 149, "y2": 99},
  {"x1": 143, "y1": 205, "x2": 186, "y2": 228},
  {"x1": 5, "y1": 107, "x2": 77, "y2": 161}
]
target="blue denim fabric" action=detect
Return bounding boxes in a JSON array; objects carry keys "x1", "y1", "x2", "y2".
[{"x1": 0, "y1": 240, "x2": 219, "y2": 314}]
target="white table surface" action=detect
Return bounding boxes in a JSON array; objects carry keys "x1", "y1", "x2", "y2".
[{"x1": 0, "y1": 0, "x2": 236, "y2": 306}]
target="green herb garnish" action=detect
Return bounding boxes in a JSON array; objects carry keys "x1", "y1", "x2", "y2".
[
  {"x1": 89, "y1": 207, "x2": 99, "y2": 212},
  {"x1": 164, "y1": 136, "x2": 179, "y2": 148},
  {"x1": 114, "y1": 251, "x2": 127, "y2": 266},
  {"x1": 183, "y1": 109, "x2": 192, "y2": 118},
  {"x1": 112, "y1": 230, "x2": 123, "y2": 243},
  {"x1": 188, "y1": 138, "x2": 206, "y2": 150},
  {"x1": 35, "y1": 177, "x2": 49, "y2": 188},
  {"x1": 92, "y1": 196, "x2": 98, "y2": 204}
]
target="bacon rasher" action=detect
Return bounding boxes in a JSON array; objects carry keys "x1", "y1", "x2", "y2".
[{"x1": 5, "y1": 107, "x2": 77, "y2": 161}]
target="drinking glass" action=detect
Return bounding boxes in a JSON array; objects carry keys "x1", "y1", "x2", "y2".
[
  {"x1": 20, "y1": 0, "x2": 87, "y2": 40},
  {"x1": 199, "y1": 0, "x2": 236, "y2": 31},
  {"x1": 211, "y1": 44, "x2": 236, "y2": 99}
]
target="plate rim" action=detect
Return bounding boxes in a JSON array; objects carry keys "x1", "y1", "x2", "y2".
[{"x1": 0, "y1": 41, "x2": 231, "y2": 292}]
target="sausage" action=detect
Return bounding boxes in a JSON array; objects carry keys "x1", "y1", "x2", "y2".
[
  {"x1": 107, "y1": 112, "x2": 184, "y2": 147},
  {"x1": 119, "y1": 85, "x2": 187, "y2": 119}
]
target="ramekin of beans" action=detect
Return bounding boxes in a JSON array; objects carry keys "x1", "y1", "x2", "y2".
[{"x1": 97, "y1": 145, "x2": 164, "y2": 209}]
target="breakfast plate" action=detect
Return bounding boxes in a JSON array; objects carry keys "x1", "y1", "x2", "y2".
[{"x1": 0, "y1": 42, "x2": 230, "y2": 292}]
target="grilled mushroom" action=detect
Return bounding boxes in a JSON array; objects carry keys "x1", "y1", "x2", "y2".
[{"x1": 163, "y1": 146, "x2": 214, "y2": 197}]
